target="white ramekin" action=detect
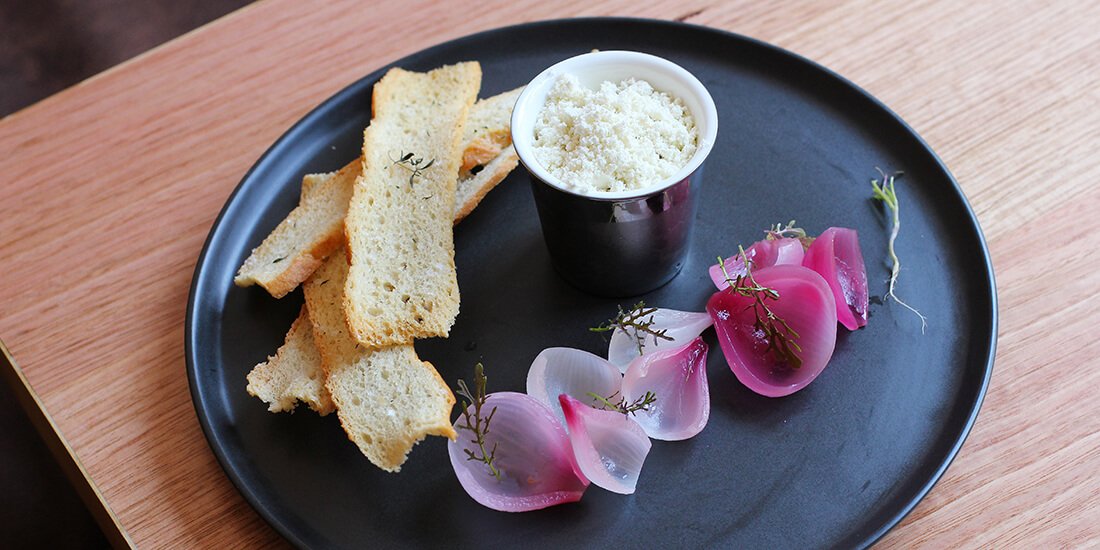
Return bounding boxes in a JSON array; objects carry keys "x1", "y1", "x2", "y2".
[{"x1": 511, "y1": 50, "x2": 719, "y2": 200}]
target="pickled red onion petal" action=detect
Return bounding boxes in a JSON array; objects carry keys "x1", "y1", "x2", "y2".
[
  {"x1": 558, "y1": 394, "x2": 652, "y2": 494},
  {"x1": 527, "y1": 347, "x2": 622, "y2": 425},
  {"x1": 709, "y1": 237, "x2": 806, "y2": 290},
  {"x1": 607, "y1": 308, "x2": 713, "y2": 372},
  {"x1": 707, "y1": 265, "x2": 837, "y2": 397},
  {"x1": 802, "y1": 227, "x2": 870, "y2": 330},
  {"x1": 448, "y1": 392, "x2": 589, "y2": 512},
  {"x1": 622, "y1": 337, "x2": 710, "y2": 441}
]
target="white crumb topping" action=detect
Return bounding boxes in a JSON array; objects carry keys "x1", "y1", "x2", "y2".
[{"x1": 532, "y1": 74, "x2": 698, "y2": 194}]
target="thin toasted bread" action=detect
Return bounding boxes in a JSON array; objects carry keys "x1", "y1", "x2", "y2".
[
  {"x1": 233, "y1": 161, "x2": 357, "y2": 298},
  {"x1": 304, "y1": 249, "x2": 456, "y2": 472},
  {"x1": 245, "y1": 305, "x2": 335, "y2": 414},
  {"x1": 244, "y1": 174, "x2": 337, "y2": 414},
  {"x1": 248, "y1": 143, "x2": 516, "y2": 415},
  {"x1": 460, "y1": 87, "x2": 522, "y2": 173},
  {"x1": 454, "y1": 144, "x2": 518, "y2": 223},
  {"x1": 234, "y1": 88, "x2": 520, "y2": 298},
  {"x1": 343, "y1": 62, "x2": 481, "y2": 347}
]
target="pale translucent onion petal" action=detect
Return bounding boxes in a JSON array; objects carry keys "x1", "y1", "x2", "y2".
[
  {"x1": 773, "y1": 237, "x2": 807, "y2": 266},
  {"x1": 559, "y1": 394, "x2": 652, "y2": 495},
  {"x1": 527, "y1": 348, "x2": 623, "y2": 425},
  {"x1": 607, "y1": 308, "x2": 713, "y2": 372},
  {"x1": 707, "y1": 265, "x2": 838, "y2": 397},
  {"x1": 622, "y1": 337, "x2": 710, "y2": 441},
  {"x1": 449, "y1": 392, "x2": 589, "y2": 512}
]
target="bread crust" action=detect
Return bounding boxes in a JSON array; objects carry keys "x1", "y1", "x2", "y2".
[
  {"x1": 453, "y1": 145, "x2": 519, "y2": 224},
  {"x1": 241, "y1": 74, "x2": 525, "y2": 472}
]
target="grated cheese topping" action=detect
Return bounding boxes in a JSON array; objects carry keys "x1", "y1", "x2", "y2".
[{"x1": 532, "y1": 74, "x2": 698, "y2": 194}]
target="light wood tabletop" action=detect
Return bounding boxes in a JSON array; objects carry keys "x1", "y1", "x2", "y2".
[{"x1": 1, "y1": 0, "x2": 1097, "y2": 547}]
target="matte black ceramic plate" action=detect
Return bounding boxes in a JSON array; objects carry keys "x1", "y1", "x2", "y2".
[{"x1": 186, "y1": 18, "x2": 995, "y2": 549}]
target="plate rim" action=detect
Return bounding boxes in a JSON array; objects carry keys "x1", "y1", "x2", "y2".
[{"x1": 184, "y1": 16, "x2": 997, "y2": 549}]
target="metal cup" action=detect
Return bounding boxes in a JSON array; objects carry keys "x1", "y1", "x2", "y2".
[
  {"x1": 511, "y1": 51, "x2": 718, "y2": 297},
  {"x1": 527, "y1": 166, "x2": 702, "y2": 297}
]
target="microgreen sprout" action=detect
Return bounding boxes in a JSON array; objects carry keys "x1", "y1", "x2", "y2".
[{"x1": 870, "y1": 168, "x2": 928, "y2": 333}]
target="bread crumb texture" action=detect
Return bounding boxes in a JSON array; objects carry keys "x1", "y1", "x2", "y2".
[
  {"x1": 233, "y1": 86, "x2": 521, "y2": 300},
  {"x1": 305, "y1": 250, "x2": 456, "y2": 472},
  {"x1": 344, "y1": 62, "x2": 481, "y2": 347},
  {"x1": 246, "y1": 305, "x2": 335, "y2": 415}
]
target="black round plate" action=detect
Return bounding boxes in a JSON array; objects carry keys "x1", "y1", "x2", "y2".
[{"x1": 186, "y1": 18, "x2": 995, "y2": 549}]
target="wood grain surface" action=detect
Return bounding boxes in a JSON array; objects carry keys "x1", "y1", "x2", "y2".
[{"x1": 1, "y1": 0, "x2": 1097, "y2": 547}]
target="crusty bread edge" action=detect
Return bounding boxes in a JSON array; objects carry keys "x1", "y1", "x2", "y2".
[
  {"x1": 453, "y1": 145, "x2": 518, "y2": 224},
  {"x1": 233, "y1": 157, "x2": 360, "y2": 296}
]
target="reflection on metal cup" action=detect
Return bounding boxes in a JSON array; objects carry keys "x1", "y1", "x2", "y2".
[{"x1": 528, "y1": 167, "x2": 702, "y2": 297}]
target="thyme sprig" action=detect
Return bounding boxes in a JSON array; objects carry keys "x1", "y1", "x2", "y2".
[
  {"x1": 455, "y1": 363, "x2": 500, "y2": 480},
  {"x1": 586, "y1": 390, "x2": 657, "y2": 416},
  {"x1": 390, "y1": 151, "x2": 435, "y2": 186},
  {"x1": 766, "y1": 220, "x2": 815, "y2": 249},
  {"x1": 589, "y1": 301, "x2": 674, "y2": 355},
  {"x1": 870, "y1": 168, "x2": 928, "y2": 333},
  {"x1": 718, "y1": 247, "x2": 804, "y2": 369}
]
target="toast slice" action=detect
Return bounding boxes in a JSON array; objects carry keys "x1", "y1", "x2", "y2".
[
  {"x1": 460, "y1": 87, "x2": 522, "y2": 173},
  {"x1": 234, "y1": 87, "x2": 521, "y2": 298},
  {"x1": 233, "y1": 160, "x2": 357, "y2": 298},
  {"x1": 454, "y1": 144, "x2": 518, "y2": 223},
  {"x1": 247, "y1": 144, "x2": 517, "y2": 415},
  {"x1": 304, "y1": 249, "x2": 456, "y2": 472},
  {"x1": 343, "y1": 62, "x2": 481, "y2": 347},
  {"x1": 245, "y1": 305, "x2": 335, "y2": 414},
  {"x1": 244, "y1": 173, "x2": 336, "y2": 414}
]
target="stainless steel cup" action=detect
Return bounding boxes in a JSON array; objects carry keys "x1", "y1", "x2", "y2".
[
  {"x1": 527, "y1": 166, "x2": 702, "y2": 297},
  {"x1": 511, "y1": 51, "x2": 718, "y2": 297}
]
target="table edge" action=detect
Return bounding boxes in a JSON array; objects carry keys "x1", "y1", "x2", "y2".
[{"x1": 0, "y1": 339, "x2": 135, "y2": 549}]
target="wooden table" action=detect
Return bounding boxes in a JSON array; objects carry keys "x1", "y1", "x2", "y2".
[{"x1": 2, "y1": 0, "x2": 1097, "y2": 547}]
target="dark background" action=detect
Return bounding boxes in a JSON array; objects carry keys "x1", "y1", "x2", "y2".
[
  {"x1": 1, "y1": 0, "x2": 252, "y2": 117},
  {"x1": 1, "y1": 0, "x2": 251, "y2": 546}
]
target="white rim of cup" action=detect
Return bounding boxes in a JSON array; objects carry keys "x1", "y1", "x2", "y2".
[{"x1": 511, "y1": 50, "x2": 719, "y2": 201}]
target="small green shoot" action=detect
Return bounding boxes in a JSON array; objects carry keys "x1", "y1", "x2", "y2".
[{"x1": 870, "y1": 169, "x2": 928, "y2": 333}]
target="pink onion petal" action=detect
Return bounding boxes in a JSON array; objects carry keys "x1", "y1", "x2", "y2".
[
  {"x1": 802, "y1": 227, "x2": 870, "y2": 330},
  {"x1": 527, "y1": 347, "x2": 623, "y2": 425},
  {"x1": 607, "y1": 308, "x2": 714, "y2": 372},
  {"x1": 559, "y1": 394, "x2": 652, "y2": 495},
  {"x1": 449, "y1": 392, "x2": 589, "y2": 512},
  {"x1": 622, "y1": 337, "x2": 710, "y2": 441},
  {"x1": 706, "y1": 265, "x2": 838, "y2": 397},
  {"x1": 709, "y1": 238, "x2": 806, "y2": 290}
]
